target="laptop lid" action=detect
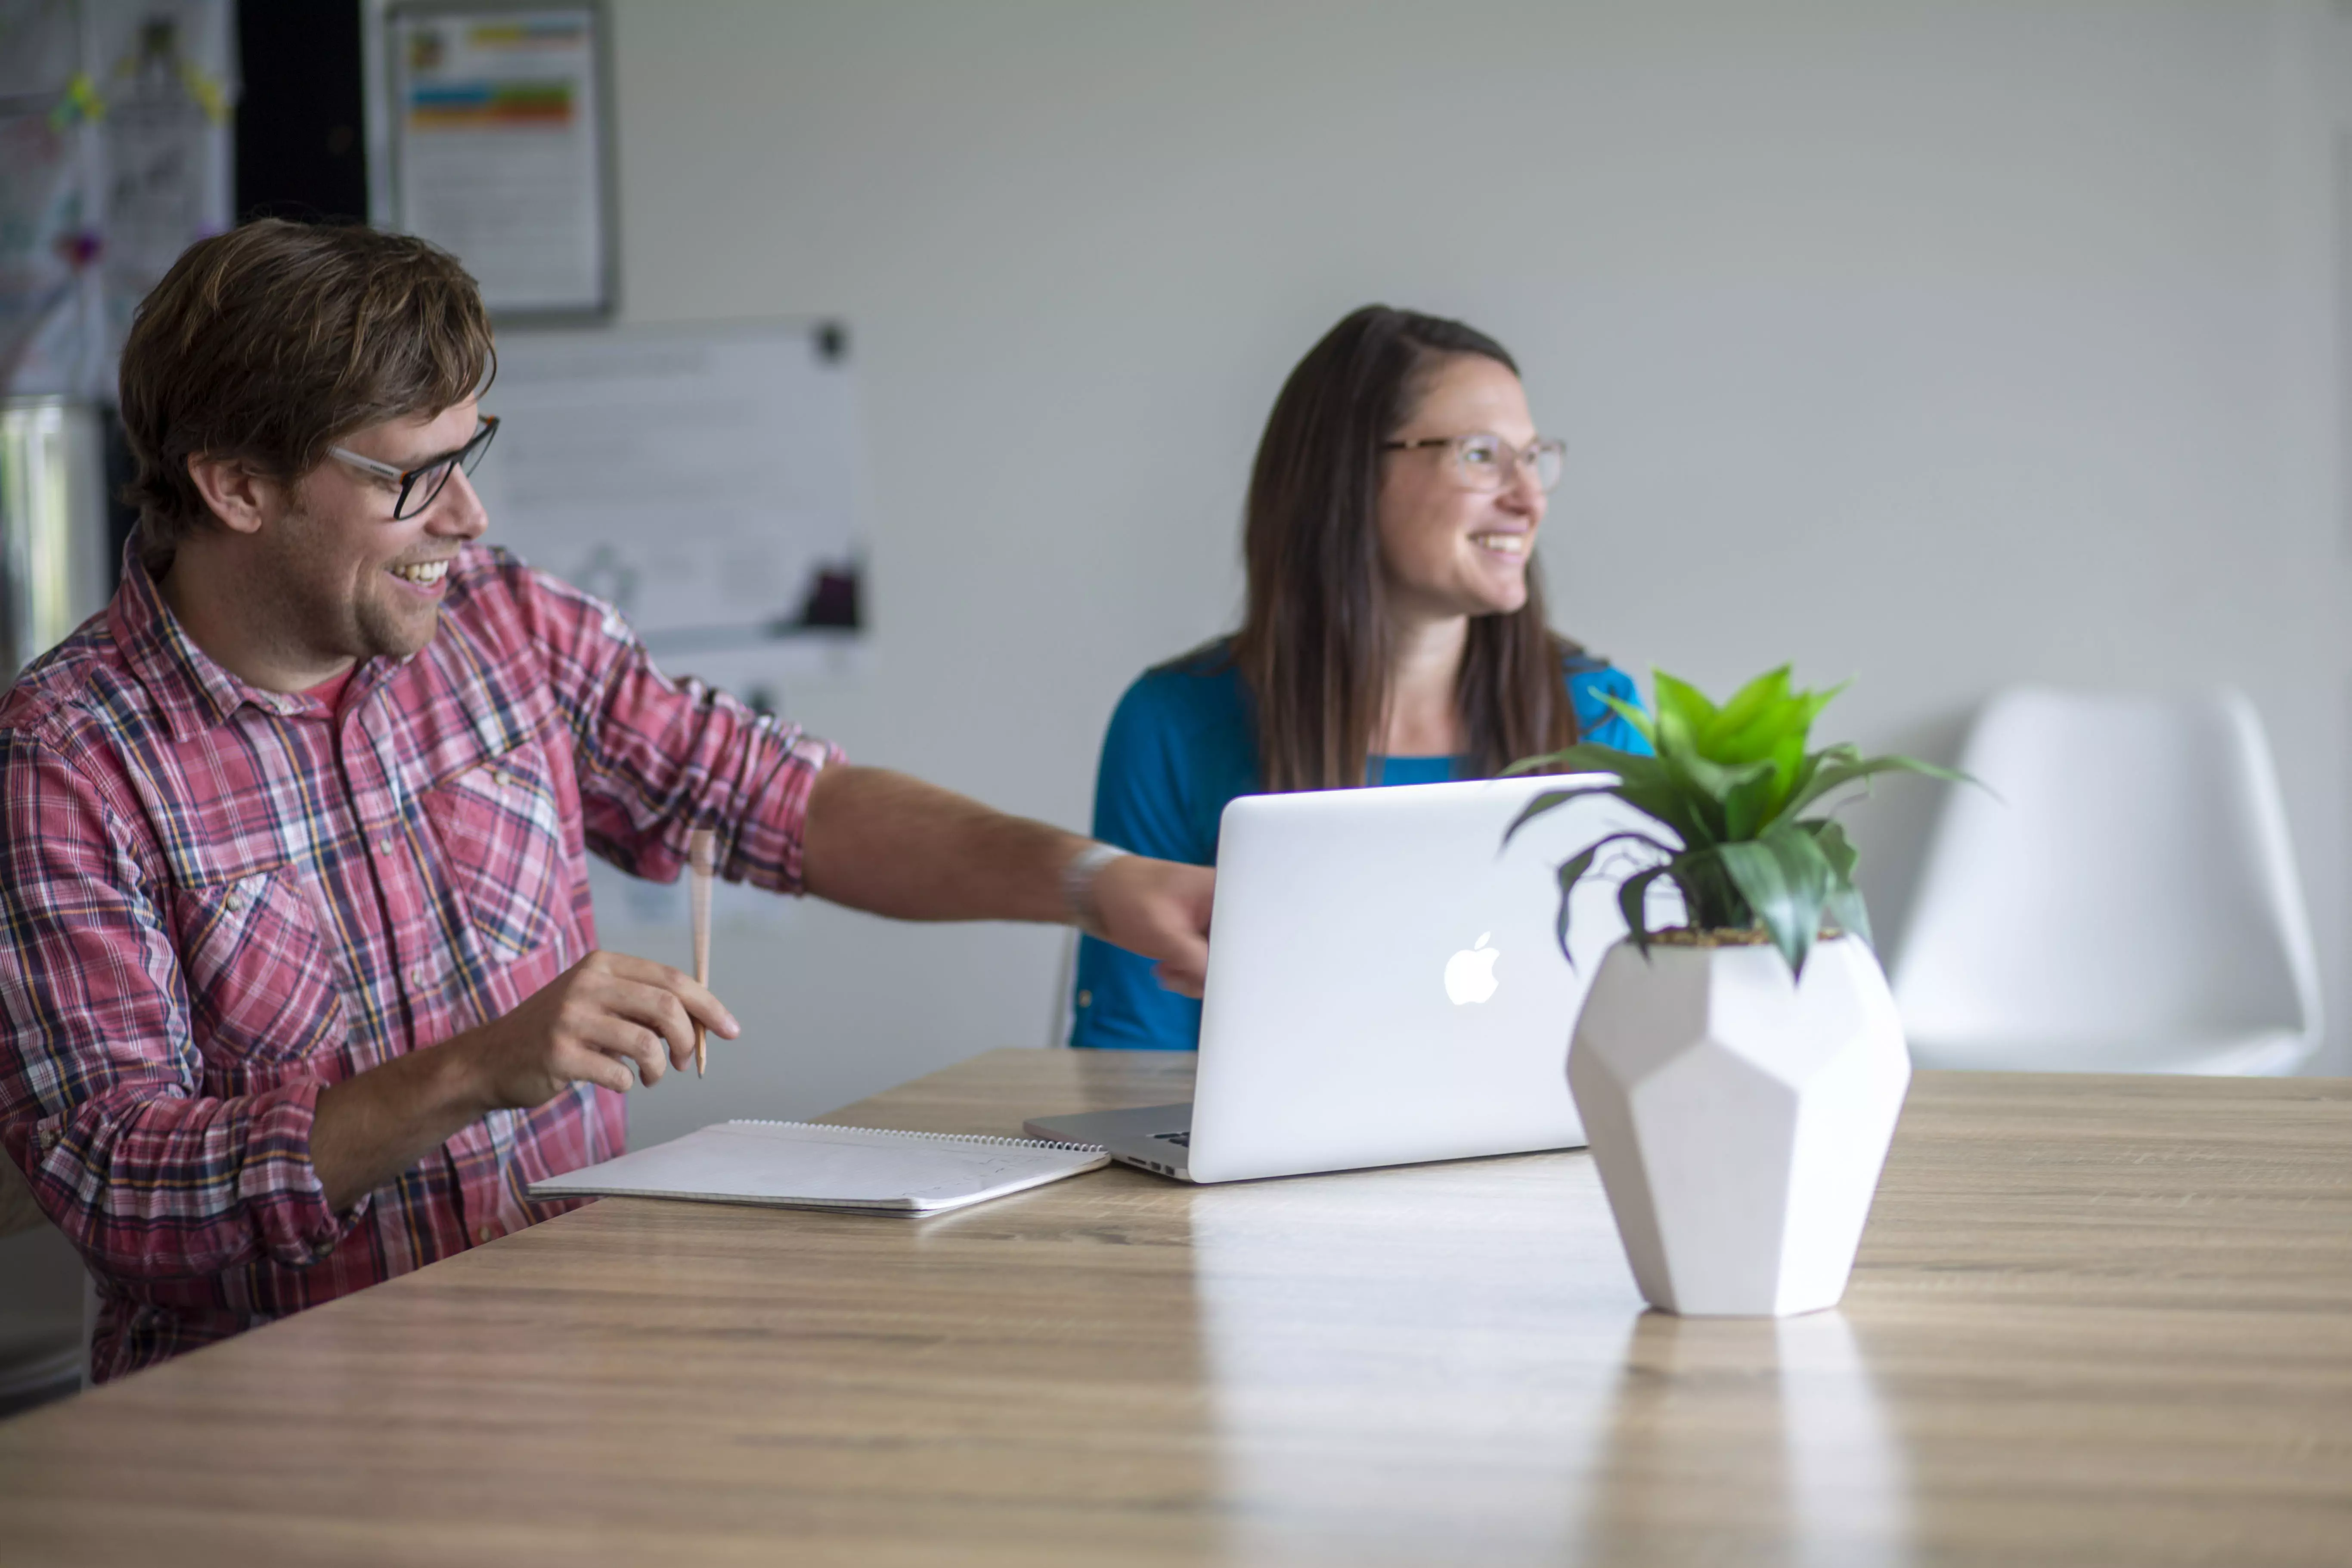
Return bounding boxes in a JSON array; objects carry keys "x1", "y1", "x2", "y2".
[{"x1": 1184, "y1": 774, "x2": 1664, "y2": 1183}]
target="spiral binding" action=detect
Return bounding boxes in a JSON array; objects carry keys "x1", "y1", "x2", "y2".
[{"x1": 728, "y1": 1119, "x2": 1105, "y2": 1154}]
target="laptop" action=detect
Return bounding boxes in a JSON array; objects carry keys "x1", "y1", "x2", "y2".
[{"x1": 1024, "y1": 774, "x2": 1664, "y2": 1183}]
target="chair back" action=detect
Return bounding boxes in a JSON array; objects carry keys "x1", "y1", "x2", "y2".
[
  {"x1": 1891, "y1": 686, "x2": 2321, "y2": 1072},
  {"x1": 1047, "y1": 927, "x2": 1079, "y2": 1048},
  {"x1": 0, "y1": 1191, "x2": 87, "y2": 1415},
  {"x1": 0, "y1": 1155, "x2": 43, "y2": 1240}
]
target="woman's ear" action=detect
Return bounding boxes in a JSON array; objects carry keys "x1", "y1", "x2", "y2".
[{"x1": 184, "y1": 453, "x2": 283, "y2": 537}]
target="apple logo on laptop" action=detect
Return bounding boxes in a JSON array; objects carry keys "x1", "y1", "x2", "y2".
[{"x1": 1444, "y1": 933, "x2": 1500, "y2": 1006}]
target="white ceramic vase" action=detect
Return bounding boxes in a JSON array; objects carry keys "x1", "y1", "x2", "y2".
[{"x1": 1567, "y1": 935, "x2": 1912, "y2": 1317}]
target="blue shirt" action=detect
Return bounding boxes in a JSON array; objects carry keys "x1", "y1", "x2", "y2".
[{"x1": 1070, "y1": 640, "x2": 1650, "y2": 1050}]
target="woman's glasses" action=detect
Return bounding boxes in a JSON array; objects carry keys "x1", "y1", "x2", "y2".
[
  {"x1": 328, "y1": 415, "x2": 500, "y2": 520},
  {"x1": 1382, "y1": 431, "x2": 1565, "y2": 493}
]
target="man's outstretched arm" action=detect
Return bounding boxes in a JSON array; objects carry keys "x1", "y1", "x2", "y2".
[{"x1": 800, "y1": 765, "x2": 1214, "y2": 995}]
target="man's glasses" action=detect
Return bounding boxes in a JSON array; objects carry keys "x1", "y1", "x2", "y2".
[
  {"x1": 328, "y1": 415, "x2": 499, "y2": 521},
  {"x1": 1381, "y1": 431, "x2": 1565, "y2": 493}
]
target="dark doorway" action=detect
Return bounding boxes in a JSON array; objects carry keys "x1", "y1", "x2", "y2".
[{"x1": 235, "y1": 0, "x2": 369, "y2": 223}]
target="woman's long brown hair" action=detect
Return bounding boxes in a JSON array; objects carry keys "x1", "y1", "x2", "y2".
[{"x1": 1232, "y1": 305, "x2": 1583, "y2": 793}]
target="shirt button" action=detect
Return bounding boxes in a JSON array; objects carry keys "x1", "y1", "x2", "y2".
[
  {"x1": 409, "y1": 965, "x2": 432, "y2": 989},
  {"x1": 1077, "y1": 990, "x2": 1092, "y2": 1007},
  {"x1": 377, "y1": 839, "x2": 395, "y2": 857},
  {"x1": 477, "y1": 1225, "x2": 495, "y2": 1245}
]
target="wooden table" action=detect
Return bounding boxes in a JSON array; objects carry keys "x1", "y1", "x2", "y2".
[{"x1": 2, "y1": 1050, "x2": 2347, "y2": 1566}]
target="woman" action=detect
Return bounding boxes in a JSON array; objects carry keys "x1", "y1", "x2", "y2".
[{"x1": 1070, "y1": 305, "x2": 1649, "y2": 1050}]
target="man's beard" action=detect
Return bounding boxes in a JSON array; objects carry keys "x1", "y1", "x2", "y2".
[{"x1": 256, "y1": 502, "x2": 439, "y2": 670}]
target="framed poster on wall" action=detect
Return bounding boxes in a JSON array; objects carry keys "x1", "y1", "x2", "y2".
[{"x1": 379, "y1": 0, "x2": 615, "y2": 319}]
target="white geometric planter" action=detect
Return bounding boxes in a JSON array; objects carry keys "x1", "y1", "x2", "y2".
[{"x1": 1568, "y1": 936, "x2": 1912, "y2": 1316}]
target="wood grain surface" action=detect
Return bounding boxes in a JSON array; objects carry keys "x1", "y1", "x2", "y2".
[{"x1": 0, "y1": 1050, "x2": 2345, "y2": 1567}]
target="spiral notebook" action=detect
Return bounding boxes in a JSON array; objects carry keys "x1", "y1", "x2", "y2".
[{"x1": 527, "y1": 1119, "x2": 1111, "y2": 1216}]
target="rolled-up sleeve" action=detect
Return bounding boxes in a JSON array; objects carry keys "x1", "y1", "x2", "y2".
[
  {"x1": 0, "y1": 729, "x2": 360, "y2": 1280},
  {"x1": 511, "y1": 561, "x2": 842, "y2": 894}
]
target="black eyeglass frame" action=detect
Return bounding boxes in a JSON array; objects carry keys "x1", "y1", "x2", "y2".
[
  {"x1": 1380, "y1": 431, "x2": 1566, "y2": 493},
  {"x1": 327, "y1": 415, "x2": 500, "y2": 521}
]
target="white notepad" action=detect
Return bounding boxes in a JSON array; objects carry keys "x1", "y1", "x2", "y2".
[{"x1": 527, "y1": 1120, "x2": 1110, "y2": 1215}]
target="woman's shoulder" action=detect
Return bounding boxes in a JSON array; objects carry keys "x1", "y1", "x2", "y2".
[
  {"x1": 1142, "y1": 634, "x2": 1245, "y2": 687},
  {"x1": 1555, "y1": 645, "x2": 1649, "y2": 752},
  {"x1": 1116, "y1": 637, "x2": 1251, "y2": 731},
  {"x1": 1555, "y1": 648, "x2": 1650, "y2": 755},
  {"x1": 1095, "y1": 636, "x2": 1257, "y2": 860},
  {"x1": 1559, "y1": 648, "x2": 1639, "y2": 700}
]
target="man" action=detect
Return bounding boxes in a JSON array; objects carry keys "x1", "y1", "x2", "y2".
[{"x1": 0, "y1": 221, "x2": 1213, "y2": 1382}]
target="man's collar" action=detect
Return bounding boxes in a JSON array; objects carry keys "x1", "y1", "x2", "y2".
[{"x1": 108, "y1": 536, "x2": 356, "y2": 740}]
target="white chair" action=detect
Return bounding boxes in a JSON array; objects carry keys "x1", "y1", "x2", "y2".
[
  {"x1": 1047, "y1": 927, "x2": 1080, "y2": 1048},
  {"x1": 1891, "y1": 685, "x2": 2322, "y2": 1075}
]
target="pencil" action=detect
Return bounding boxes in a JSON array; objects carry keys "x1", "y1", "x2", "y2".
[{"x1": 689, "y1": 827, "x2": 716, "y2": 1076}]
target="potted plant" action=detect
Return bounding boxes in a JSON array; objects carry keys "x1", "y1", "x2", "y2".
[{"x1": 1505, "y1": 666, "x2": 1963, "y2": 1317}]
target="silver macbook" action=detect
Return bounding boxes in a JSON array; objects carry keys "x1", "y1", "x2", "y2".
[{"x1": 1025, "y1": 774, "x2": 1658, "y2": 1182}]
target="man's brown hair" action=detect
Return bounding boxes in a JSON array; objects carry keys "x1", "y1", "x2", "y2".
[{"x1": 118, "y1": 219, "x2": 495, "y2": 570}]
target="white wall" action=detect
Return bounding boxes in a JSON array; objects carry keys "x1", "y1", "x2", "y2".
[{"x1": 598, "y1": 0, "x2": 2352, "y2": 1144}]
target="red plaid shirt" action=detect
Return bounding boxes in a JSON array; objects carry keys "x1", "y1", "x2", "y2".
[{"x1": 0, "y1": 544, "x2": 837, "y2": 1381}]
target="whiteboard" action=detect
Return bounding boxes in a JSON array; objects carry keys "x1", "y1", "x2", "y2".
[{"x1": 469, "y1": 319, "x2": 865, "y2": 695}]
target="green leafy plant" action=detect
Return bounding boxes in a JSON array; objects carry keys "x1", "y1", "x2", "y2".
[{"x1": 1503, "y1": 666, "x2": 1966, "y2": 978}]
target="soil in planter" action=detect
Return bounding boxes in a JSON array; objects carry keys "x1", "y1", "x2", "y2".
[{"x1": 1646, "y1": 927, "x2": 1853, "y2": 949}]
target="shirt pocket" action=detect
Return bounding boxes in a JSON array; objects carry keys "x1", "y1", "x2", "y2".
[
  {"x1": 174, "y1": 865, "x2": 350, "y2": 1066},
  {"x1": 419, "y1": 739, "x2": 567, "y2": 964}
]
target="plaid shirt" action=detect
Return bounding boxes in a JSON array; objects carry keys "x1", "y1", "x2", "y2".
[{"x1": 0, "y1": 543, "x2": 837, "y2": 1381}]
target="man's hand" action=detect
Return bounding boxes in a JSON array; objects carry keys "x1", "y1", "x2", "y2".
[
  {"x1": 1090, "y1": 857, "x2": 1215, "y2": 998},
  {"x1": 462, "y1": 950, "x2": 741, "y2": 1109},
  {"x1": 312, "y1": 950, "x2": 739, "y2": 1212}
]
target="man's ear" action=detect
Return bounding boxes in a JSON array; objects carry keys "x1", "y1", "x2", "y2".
[{"x1": 184, "y1": 453, "x2": 285, "y2": 538}]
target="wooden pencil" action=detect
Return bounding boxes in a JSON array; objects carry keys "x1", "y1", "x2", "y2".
[{"x1": 688, "y1": 827, "x2": 716, "y2": 1076}]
